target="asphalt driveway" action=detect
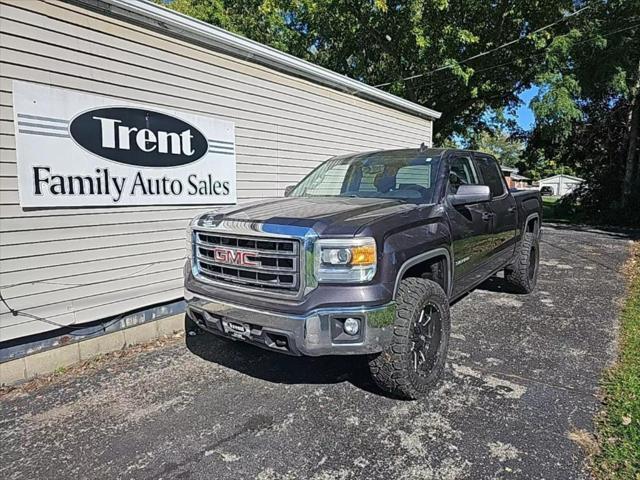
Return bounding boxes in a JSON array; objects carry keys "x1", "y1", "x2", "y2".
[{"x1": 0, "y1": 224, "x2": 634, "y2": 480}]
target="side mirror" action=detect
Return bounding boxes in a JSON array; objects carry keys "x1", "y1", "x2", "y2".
[
  {"x1": 449, "y1": 184, "x2": 491, "y2": 206},
  {"x1": 284, "y1": 185, "x2": 296, "y2": 197}
]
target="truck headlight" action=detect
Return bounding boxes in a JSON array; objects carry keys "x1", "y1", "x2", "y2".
[{"x1": 314, "y1": 238, "x2": 377, "y2": 283}]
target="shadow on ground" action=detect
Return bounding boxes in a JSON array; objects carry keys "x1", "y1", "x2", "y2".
[
  {"x1": 184, "y1": 275, "x2": 520, "y2": 398},
  {"x1": 474, "y1": 275, "x2": 514, "y2": 295},
  {"x1": 185, "y1": 328, "x2": 385, "y2": 395},
  {"x1": 543, "y1": 221, "x2": 640, "y2": 240}
]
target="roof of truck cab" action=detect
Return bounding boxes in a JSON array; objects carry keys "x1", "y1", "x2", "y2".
[{"x1": 328, "y1": 148, "x2": 449, "y2": 160}]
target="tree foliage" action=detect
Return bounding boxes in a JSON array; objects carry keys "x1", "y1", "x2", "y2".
[
  {"x1": 160, "y1": 0, "x2": 301, "y2": 52},
  {"x1": 454, "y1": 127, "x2": 525, "y2": 169},
  {"x1": 525, "y1": 0, "x2": 640, "y2": 223},
  {"x1": 161, "y1": 0, "x2": 639, "y2": 224},
  {"x1": 161, "y1": 0, "x2": 575, "y2": 141}
]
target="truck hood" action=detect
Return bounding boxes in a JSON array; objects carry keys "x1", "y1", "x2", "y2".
[{"x1": 198, "y1": 197, "x2": 421, "y2": 236}]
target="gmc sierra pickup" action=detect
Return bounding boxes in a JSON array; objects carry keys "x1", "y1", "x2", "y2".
[{"x1": 184, "y1": 148, "x2": 542, "y2": 399}]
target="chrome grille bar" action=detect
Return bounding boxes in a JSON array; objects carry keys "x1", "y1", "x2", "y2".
[
  {"x1": 197, "y1": 254, "x2": 298, "y2": 274},
  {"x1": 193, "y1": 231, "x2": 301, "y2": 294}
]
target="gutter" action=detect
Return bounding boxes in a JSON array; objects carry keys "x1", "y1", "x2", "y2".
[{"x1": 66, "y1": 0, "x2": 442, "y2": 121}]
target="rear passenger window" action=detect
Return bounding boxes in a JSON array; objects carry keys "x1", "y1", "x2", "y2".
[
  {"x1": 448, "y1": 156, "x2": 479, "y2": 194},
  {"x1": 476, "y1": 156, "x2": 507, "y2": 198}
]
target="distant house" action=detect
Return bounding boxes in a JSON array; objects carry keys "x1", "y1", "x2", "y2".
[
  {"x1": 500, "y1": 166, "x2": 531, "y2": 189},
  {"x1": 537, "y1": 174, "x2": 585, "y2": 196}
]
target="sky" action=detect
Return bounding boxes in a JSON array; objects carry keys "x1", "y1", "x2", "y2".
[{"x1": 512, "y1": 85, "x2": 539, "y2": 131}]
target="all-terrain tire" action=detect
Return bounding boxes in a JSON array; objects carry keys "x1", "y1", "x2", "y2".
[
  {"x1": 368, "y1": 277, "x2": 450, "y2": 400},
  {"x1": 504, "y1": 231, "x2": 539, "y2": 293}
]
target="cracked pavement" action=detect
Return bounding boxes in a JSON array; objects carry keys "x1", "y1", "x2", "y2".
[{"x1": 0, "y1": 223, "x2": 634, "y2": 479}]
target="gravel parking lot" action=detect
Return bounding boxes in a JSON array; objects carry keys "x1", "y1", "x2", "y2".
[{"x1": 0, "y1": 224, "x2": 634, "y2": 480}]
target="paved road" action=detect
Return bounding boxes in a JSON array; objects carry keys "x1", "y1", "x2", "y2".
[{"x1": 1, "y1": 224, "x2": 634, "y2": 480}]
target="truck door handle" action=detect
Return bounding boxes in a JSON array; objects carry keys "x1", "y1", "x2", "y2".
[
  {"x1": 481, "y1": 212, "x2": 494, "y2": 221},
  {"x1": 508, "y1": 206, "x2": 516, "y2": 213}
]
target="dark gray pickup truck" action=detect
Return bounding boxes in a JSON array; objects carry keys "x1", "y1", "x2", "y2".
[{"x1": 184, "y1": 148, "x2": 542, "y2": 399}]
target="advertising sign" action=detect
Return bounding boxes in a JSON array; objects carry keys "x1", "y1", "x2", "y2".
[{"x1": 12, "y1": 81, "x2": 236, "y2": 207}]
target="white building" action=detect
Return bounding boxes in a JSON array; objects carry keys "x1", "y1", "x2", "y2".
[
  {"x1": 538, "y1": 174, "x2": 585, "y2": 196},
  {"x1": 0, "y1": 0, "x2": 440, "y2": 350}
]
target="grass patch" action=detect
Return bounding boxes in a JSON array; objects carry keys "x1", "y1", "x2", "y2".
[
  {"x1": 541, "y1": 195, "x2": 640, "y2": 227},
  {"x1": 593, "y1": 243, "x2": 640, "y2": 479},
  {"x1": 542, "y1": 196, "x2": 583, "y2": 223}
]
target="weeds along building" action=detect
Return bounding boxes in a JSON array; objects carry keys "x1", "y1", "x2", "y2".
[{"x1": 0, "y1": 0, "x2": 440, "y2": 366}]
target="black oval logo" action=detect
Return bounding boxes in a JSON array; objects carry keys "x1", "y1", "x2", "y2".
[{"x1": 69, "y1": 107, "x2": 208, "y2": 167}]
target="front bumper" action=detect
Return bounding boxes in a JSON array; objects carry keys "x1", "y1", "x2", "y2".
[{"x1": 185, "y1": 289, "x2": 396, "y2": 356}]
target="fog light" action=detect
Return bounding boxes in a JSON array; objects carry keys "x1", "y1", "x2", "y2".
[{"x1": 343, "y1": 317, "x2": 360, "y2": 336}]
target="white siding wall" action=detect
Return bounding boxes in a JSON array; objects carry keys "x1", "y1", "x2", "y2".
[
  {"x1": 0, "y1": 0, "x2": 433, "y2": 341},
  {"x1": 538, "y1": 176, "x2": 583, "y2": 196}
]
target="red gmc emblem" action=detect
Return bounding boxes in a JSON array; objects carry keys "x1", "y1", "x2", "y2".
[{"x1": 213, "y1": 248, "x2": 258, "y2": 267}]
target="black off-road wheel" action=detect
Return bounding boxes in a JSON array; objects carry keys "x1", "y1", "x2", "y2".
[
  {"x1": 368, "y1": 277, "x2": 450, "y2": 400},
  {"x1": 504, "y1": 231, "x2": 539, "y2": 294}
]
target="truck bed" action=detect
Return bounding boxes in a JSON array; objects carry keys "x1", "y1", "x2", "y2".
[{"x1": 512, "y1": 189, "x2": 542, "y2": 223}]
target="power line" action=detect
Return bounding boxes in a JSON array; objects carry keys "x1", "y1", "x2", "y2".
[
  {"x1": 374, "y1": 5, "x2": 591, "y2": 88},
  {"x1": 402, "y1": 22, "x2": 640, "y2": 93}
]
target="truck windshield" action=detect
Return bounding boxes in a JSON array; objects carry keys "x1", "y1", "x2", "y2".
[{"x1": 289, "y1": 150, "x2": 443, "y2": 203}]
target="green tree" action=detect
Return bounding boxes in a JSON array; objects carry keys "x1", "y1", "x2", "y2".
[
  {"x1": 525, "y1": 0, "x2": 640, "y2": 217},
  {"x1": 159, "y1": 0, "x2": 305, "y2": 53},
  {"x1": 161, "y1": 0, "x2": 639, "y2": 222},
  {"x1": 161, "y1": 0, "x2": 576, "y2": 141},
  {"x1": 466, "y1": 129, "x2": 524, "y2": 168}
]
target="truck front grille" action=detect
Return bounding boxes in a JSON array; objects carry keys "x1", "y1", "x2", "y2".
[{"x1": 193, "y1": 232, "x2": 301, "y2": 295}]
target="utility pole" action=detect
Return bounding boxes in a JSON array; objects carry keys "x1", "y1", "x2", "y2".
[{"x1": 622, "y1": 60, "x2": 640, "y2": 208}]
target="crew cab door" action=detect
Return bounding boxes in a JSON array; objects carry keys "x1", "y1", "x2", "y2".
[
  {"x1": 445, "y1": 153, "x2": 495, "y2": 297},
  {"x1": 474, "y1": 154, "x2": 518, "y2": 270}
]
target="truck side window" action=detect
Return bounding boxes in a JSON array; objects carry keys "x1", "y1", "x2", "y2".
[
  {"x1": 448, "y1": 156, "x2": 479, "y2": 194},
  {"x1": 475, "y1": 156, "x2": 507, "y2": 198}
]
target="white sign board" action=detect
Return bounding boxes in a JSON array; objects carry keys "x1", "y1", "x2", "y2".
[{"x1": 12, "y1": 81, "x2": 236, "y2": 207}]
